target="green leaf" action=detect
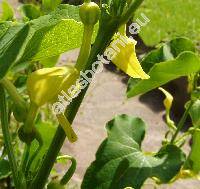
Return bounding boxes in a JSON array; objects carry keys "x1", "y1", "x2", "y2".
[
  {"x1": 141, "y1": 37, "x2": 196, "y2": 73},
  {"x1": 0, "y1": 159, "x2": 11, "y2": 179},
  {"x1": 20, "y1": 4, "x2": 41, "y2": 20},
  {"x1": 42, "y1": 0, "x2": 62, "y2": 12},
  {"x1": 17, "y1": 4, "x2": 99, "y2": 63},
  {"x1": 0, "y1": 24, "x2": 30, "y2": 79},
  {"x1": 21, "y1": 19, "x2": 83, "y2": 62},
  {"x1": 136, "y1": 0, "x2": 200, "y2": 46},
  {"x1": 0, "y1": 0, "x2": 14, "y2": 21},
  {"x1": 127, "y1": 38, "x2": 197, "y2": 97},
  {"x1": 185, "y1": 130, "x2": 200, "y2": 173},
  {"x1": 28, "y1": 121, "x2": 57, "y2": 172},
  {"x1": 40, "y1": 55, "x2": 60, "y2": 67},
  {"x1": 0, "y1": 4, "x2": 83, "y2": 79},
  {"x1": 127, "y1": 52, "x2": 200, "y2": 97},
  {"x1": 18, "y1": 4, "x2": 82, "y2": 63},
  {"x1": 82, "y1": 115, "x2": 185, "y2": 189},
  {"x1": 0, "y1": 21, "x2": 11, "y2": 39},
  {"x1": 127, "y1": 51, "x2": 200, "y2": 98},
  {"x1": 189, "y1": 100, "x2": 200, "y2": 127}
]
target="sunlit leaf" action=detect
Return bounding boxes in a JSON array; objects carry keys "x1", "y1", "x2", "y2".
[
  {"x1": 40, "y1": 55, "x2": 60, "y2": 67},
  {"x1": 0, "y1": 0, "x2": 14, "y2": 21},
  {"x1": 0, "y1": 4, "x2": 83, "y2": 79}
]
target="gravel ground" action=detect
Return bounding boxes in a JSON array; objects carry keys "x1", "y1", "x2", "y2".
[{"x1": 1, "y1": 1, "x2": 200, "y2": 188}]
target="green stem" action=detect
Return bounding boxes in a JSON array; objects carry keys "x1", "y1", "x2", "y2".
[
  {"x1": 0, "y1": 78, "x2": 27, "y2": 110},
  {"x1": 60, "y1": 155, "x2": 77, "y2": 185},
  {"x1": 30, "y1": 1, "x2": 145, "y2": 187},
  {"x1": 0, "y1": 85, "x2": 19, "y2": 188},
  {"x1": 24, "y1": 102, "x2": 38, "y2": 134},
  {"x1": 56, "y1": 114, "x2": 77, "y2": 143},
  {"x1": 75, "y1": 25, "x2": 94, "y2": 71},
  {"x1": 25, "y1": 145, "x2": 42, "y2": 176},
  {"x1": 120, "y1": 0, "x2": 145, "y2": 25},
  {"x1": 166, "y1": 110, "x2": 176, "y2": 131},
  {"x1": 21, "y1": 144, "x2": 31, "y2": 172},
  {"x1": 170, "y1": 101, "x2": 194, "y2": 144},
  {"x1": 30, "y1": 19, "x2": 120, "y2": 189},
  {"x1": 118, "y1": 24, "x2": 127, "y2": 36}
]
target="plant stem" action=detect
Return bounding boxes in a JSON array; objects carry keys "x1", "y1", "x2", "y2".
[
  {"x1": 60, "y1": 155, "x2": 76, "y2": 185},
  {"x1": 30, "y1": 1, "x2": 145, "y2": 187},
  {"x1": 21, "y1": 144, "x2": 31, "y2": 172},
  {"x1": 25, "y1": 145, "x2": 42, "y2": 176},
  {"x1": 24, "y1": 102, "x2": 38, "y2": 134},
  {"x1": 75, "y1": 25, "x2": 94, "y2": 71},
  {"x1": 0, "y1": 78, "x2": 27, "y2": 110},
  {"x1": 120, "y1": 0, "x2": 145, "y2": 25},
  {"x1": 0, "y1": 85, "x2": 19, "y2": 188},
  {"x1": 170, "y1": 101, "x2": 194, "y2": 144},
  {"x1": 30, "y1": 19, "x2": 119, "y2": 189}
]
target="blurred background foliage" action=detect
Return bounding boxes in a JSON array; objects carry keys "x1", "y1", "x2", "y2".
[{"x1": 135, "y1": 0, "x2": 200, "y2": 46}]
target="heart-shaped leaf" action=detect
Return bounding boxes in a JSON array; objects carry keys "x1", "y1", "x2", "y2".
[{"x1": 82, "y1": 115, "x2": 185, "y2": 189}]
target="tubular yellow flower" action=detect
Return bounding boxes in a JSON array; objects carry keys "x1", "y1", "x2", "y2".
[
  {"x1": 159, "y1": 87, "x2": 173, "y2": 111},
  {"x1": 27, "y1": 66, "x2": 79, "y2": 107},
  {"x1": 25, "y1": 66, "x2": 79, "y2": 143},
  {"x1": 56, "y1": 113, "x2": 77, "y2": 143},
  {"x1": 159, "y1": 87, "x2": 176, "y2": 131},
  {"x1": 108, "y1": 35, "x2": 150, "y2": 79}
]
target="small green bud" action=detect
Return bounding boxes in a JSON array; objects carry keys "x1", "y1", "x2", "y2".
[
  {"x1": 47, "y1": 180, "x2": 65, "y2": 189},
  {"x1": 18, "y1": 126, "x2": 37, "y2": 144},
  {"x1": 79, "y1": 1, "x2": 100, "y2": 26},
  {"x1": 13, "y1": 103, "x2": 28, "y2": 122}
]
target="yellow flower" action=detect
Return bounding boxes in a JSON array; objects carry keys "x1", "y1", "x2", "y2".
[
  {"x1": 26, "y1": 66, "x2": 79, "y2": 143},
  {"x1": 27, "y1": 66, "x2": 79, "y2": 107},
  {"x1": 159, "y1": 87, "x2": 176, "y2": 130},
  {"x1": 159, "y1": 87, "x2": 173, "y2": 111},
  {"x1": 108, "y1": 35, "x2": 149, "y2": 79}
]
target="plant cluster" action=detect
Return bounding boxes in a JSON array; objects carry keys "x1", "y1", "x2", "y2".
[{"x1": 0, "y1": 0, "x2": 199, "y2": 189}]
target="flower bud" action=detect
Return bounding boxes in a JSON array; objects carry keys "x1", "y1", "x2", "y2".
[
  {"x1": 47, "y1": 180, "x2": 65, "y2": 189},
  {"x1": 18, "y1": 126, "x2": 37, "y2": 144},
  {"x1": 79, "y1": 1, "x2": 100, "y2": 26}
]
